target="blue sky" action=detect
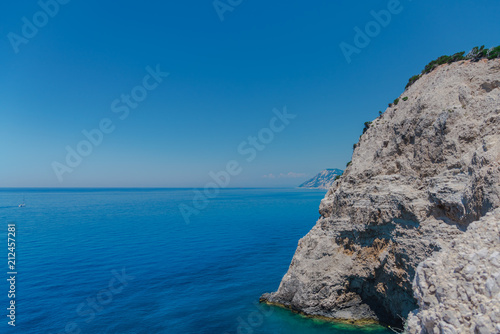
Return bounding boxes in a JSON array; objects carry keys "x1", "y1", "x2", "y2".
[{"x1": 1, "y1": 0, "x2": 499, "y2": 187}]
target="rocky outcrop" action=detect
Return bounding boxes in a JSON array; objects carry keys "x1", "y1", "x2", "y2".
[
  {"x1": 406, "y1": 209, "x2": 500, "y2": 334},
  {"x1": 299, "y1": 169, "x2": 343, "y2": 189},
  {"x1": 261, "y1": 58, "x2": 500, "y2": 326}
]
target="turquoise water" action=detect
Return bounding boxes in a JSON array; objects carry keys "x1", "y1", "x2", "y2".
[{"x1": 0, "y1": 188, "x2": 391, "y2": 334}]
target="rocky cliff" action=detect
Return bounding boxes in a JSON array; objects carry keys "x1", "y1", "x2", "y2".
[
  {"x1": 261, "y1": 58, "x2": 500, "y2": 327},
  {"x1": 406, "y1": 209, "x2": 500, "y2": 333},
  {"x1": 299, "y1": 169, "x2": 343, "y2": 189}
]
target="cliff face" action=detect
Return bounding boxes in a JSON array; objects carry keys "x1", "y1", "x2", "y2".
[
  {"x1": 261, "y1": 59, "x2": 500, "y2": 326},
  {"x1": 299, "y1": 169, "x2": 343, "y2": 189},
  {"x1": 406, "y1": 209, "x2": 500, "y2": 334}
]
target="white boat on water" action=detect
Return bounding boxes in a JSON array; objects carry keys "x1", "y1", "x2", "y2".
[{"x1": 19, "y1": 196, "x2": 25, "y2": 207}]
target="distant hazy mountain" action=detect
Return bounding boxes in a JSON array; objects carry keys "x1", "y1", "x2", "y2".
[{"x1": 298, "y1": 169, "x2": 343, "y2": 189}]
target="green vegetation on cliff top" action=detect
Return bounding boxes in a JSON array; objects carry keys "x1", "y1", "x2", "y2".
[{"x1": 405, "y1": 45, "x2": 500, "y2": 89}]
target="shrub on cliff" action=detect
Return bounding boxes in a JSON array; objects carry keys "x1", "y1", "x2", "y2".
[
  {"x1": 362, "y1": 121, "x2": 372, "y2": 134},
  {"x1": 467, "y1": 46, "x2": 487, "y2": 62},
  {"x1": 405, "y1": 45, "x2": 499, "y2": 89},
  {"x1": 422, "y1": 51, "x2": 466, "y2": 74},
  {"x1": 406, "y1": 74, "x2": 421, "y2": 89},
  {"x1": 487, "y1": 46, "x2": 500, "y2": 59}
]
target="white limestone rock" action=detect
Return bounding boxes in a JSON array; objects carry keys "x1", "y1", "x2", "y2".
[
  {"x1": 261, "y1": 59, "x2": 500, "y2": 327},
  {"x1": 406, "y1": 209, "x2": 500, "y2": 333}
]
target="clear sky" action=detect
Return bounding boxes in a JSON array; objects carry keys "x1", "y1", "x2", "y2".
[{"x1": 1, "y1": 0, "x2": 499, "y2": 187}]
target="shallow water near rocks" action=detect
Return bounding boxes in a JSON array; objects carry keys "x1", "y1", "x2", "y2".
[{"x1": 0, "y1": 188, "x2": 392, "y2": 334}]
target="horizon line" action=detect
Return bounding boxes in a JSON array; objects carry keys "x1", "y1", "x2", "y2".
[{"x1": 0, "y1": 186, "x2": 312, "y2": 190}]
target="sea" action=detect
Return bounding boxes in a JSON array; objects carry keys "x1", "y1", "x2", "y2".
[{"x1": 0, "y1": 188, "x2": 392, "y2": 334}]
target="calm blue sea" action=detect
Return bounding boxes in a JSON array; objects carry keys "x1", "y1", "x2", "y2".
[{"x1": 0, "y1": 188, "x2": 390, "y2": 334}]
